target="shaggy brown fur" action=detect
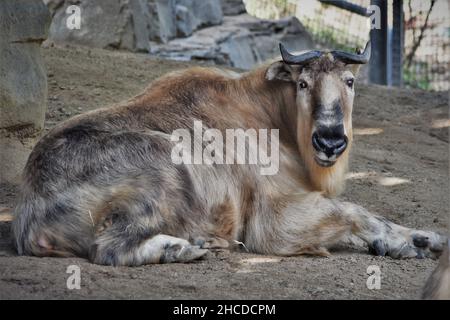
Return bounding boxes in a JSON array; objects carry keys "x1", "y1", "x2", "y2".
[{"x1": 12, "y1": 53, "x2": 446, "y2": 266}]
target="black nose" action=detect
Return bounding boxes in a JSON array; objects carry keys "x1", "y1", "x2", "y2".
[{"x1": 312, "y1": 128, "x2": 348, "y2": 157}]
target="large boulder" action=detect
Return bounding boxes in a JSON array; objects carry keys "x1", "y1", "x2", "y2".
[
  {"x1": 151, "y1": 14, "x2": 315, "y2": 70},
  {"x1": 42, "y1": 0, "x2": 314, "y2": 70},
  {"x1": 0, "y1": 0, "x2": 51, "y2": 184},
  {"x1": 45, "y1": 0, "x2": 152, "y2": 52},
  {"x1": 45, "y1": 0, "x2": 224, "y2": 47}
]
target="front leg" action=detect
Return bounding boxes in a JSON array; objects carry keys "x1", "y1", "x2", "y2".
[
  {"x1": 253, "y1": 193, "x2": 446, "y2": 259},
  {"x1": 342, "y1": 201, "x2": 446, "y2": 259}
]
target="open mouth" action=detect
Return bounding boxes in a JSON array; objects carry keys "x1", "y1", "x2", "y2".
[{"x1": 314, "y1": 155, "x2": 336, "y2": 167}]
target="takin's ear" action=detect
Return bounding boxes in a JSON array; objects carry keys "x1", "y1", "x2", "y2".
[{"x1": 265, "y1": 61, "x2": 297, "y2": 82}]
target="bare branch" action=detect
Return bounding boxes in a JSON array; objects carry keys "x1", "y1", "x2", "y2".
[{"x1": 405, "y1": 0, "x2": 436, "y2": 68}]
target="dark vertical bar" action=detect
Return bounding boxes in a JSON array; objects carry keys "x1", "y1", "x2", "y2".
[
  {"x1": 392, "y1": 0, "x2": 404, "y2": 86},
  {"x1": 369, "y1": 0, "x2": 388, "y2": 85}
]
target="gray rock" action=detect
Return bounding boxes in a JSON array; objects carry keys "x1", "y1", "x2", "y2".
[
  {"x1": 152, "y1": 14, "x2": 315, "y2": 70},
  {"x1": 222, "y1": 0, "x2": 246, "y2": 16},
  {"x1": 45, "y1": 0, "x2": 223, "y2": 46},
  {"x1": 0, "y1": 0, "x2": 51, "y2": 183},
  {"x1": 43, "y1": 0, "x2": 64, "y2": 16},
  {"x1": 220, "y1": 33, "x2": 259, "y2": 69},
  {"x1": 175, "y1": 0, "x2": 223, "y2": 37},
  {"x1": 149, "y1": 0, "x2": 177, "y2": 43},
  {"x1": 129, "y1": 0, "x2": 153, "y2": 52},
  {"x1": 175, "y1": 4, "x2": 195, "y2": 37},
  {"x1": 43, "y1": 0, "x2": 313, "y2": 69},
  {"x1": 47, "y1": 0, "x2": 151, "y2": 52}
]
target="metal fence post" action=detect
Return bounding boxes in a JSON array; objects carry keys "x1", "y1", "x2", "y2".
[
  {"x1": 391, "y1": 0, "x2": 404, "y2": 87},
  {"x1": 369, "y1": 0, "x2": 388, "y2": 85}
]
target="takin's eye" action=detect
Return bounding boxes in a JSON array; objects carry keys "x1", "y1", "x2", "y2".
[
  {"x1": 345, "y1": 78, "x2": 354, "y2": 88},
  {"x1": 299, "y1": 81, "x2": 308, "y2": 89}
]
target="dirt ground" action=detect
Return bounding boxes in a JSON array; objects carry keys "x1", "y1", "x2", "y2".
[{"x1": 0, "y1": 44, "x2": 448, "y2": 300}]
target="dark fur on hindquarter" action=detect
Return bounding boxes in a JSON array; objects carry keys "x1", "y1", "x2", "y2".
[{"x1": 13, "y1": 109, "x2": 207, "y2": 264}]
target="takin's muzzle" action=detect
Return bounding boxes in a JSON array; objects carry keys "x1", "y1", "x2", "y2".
[
  {"x1": 312, "y1": 126, "x2": 348, "y2": 166},
  {"x1": 311, "y1": 101, "x2": 348, "y2": 167}
]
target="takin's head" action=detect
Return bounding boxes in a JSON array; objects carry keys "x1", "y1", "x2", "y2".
[
  {"x1": 266, "y1": 42, "x2": 370, "y2": 167},
  {"x1": 264, "y1": 42, "x2": 371, "y2": 194},
  {"x1": 266, "y1": 42, "x2": 371, "y2": 170}
]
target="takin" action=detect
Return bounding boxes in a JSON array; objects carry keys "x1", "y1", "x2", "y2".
[{"x1": 12, "y1": 42, "x2": 447, "y2": 266}]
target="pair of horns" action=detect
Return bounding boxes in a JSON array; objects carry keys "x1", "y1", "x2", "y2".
[{"x1": 279, "y1": 41, "x2": 371, "y2": 65}]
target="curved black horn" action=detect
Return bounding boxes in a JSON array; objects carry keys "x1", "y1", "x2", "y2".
[
  {"x1": 279, "y1": 43, "x2": 323, "y2": 65},
  {"x1": 331, "y1": 41, "x2": 371, "y2": 64}
]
